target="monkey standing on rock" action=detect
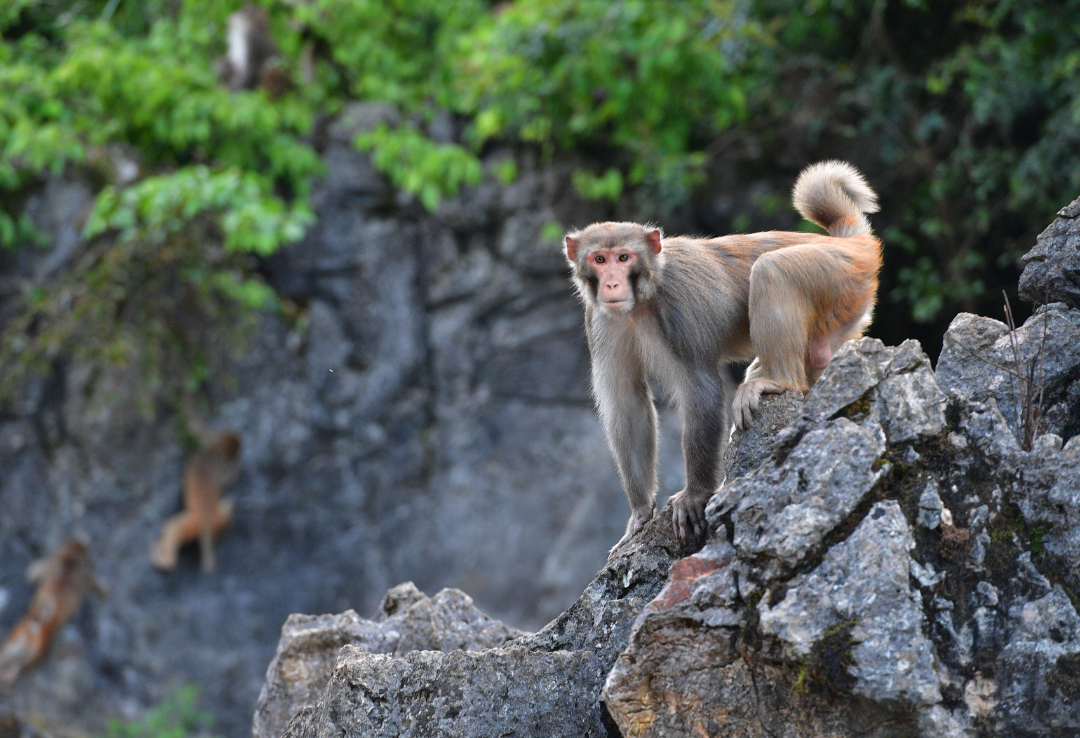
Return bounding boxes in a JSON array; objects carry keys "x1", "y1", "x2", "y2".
[{"x1": 565, "y1": 161, "x2": 882, "y2": 551}]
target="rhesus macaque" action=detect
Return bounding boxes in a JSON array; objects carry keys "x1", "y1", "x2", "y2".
[
  {"x1": 217, "y1": 4, "x2": 289, "y2": 97},
  {"x1": 151, "y1": 431, "x2": 240, "y2": 573},
  {"x1": 565, "y1": 161, "x2": 881, "y2": 550},
  {"x1": 0, "y1": 540, "x2": 106, "y2": 686}
]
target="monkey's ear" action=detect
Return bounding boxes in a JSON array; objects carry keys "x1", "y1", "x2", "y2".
[
  {"x1": 564, "y1": 235, "x2": 579, "y2": 261},
  {"x1": 646, "y1": 229, "x2": 662, "y2": 255}
]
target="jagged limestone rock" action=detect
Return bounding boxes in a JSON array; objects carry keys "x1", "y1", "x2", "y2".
[
  {"x1": 935, "y1": 304, "x2": 1080, "y2": 439},
  {"x1": 1019, "y1": 195, "x2": 1080, "y2": 309},
  {"x1": 759, "y1": 501, "x2": 940, "y2": 707},
  {"x1": 605, "y1": 335, "x2": 1080, "y2": 737},
  {"x1": 282, "y1": 647, "x2": 609, "y2": 738},
  {"x1": 728, "y1": 417, "x2": 886, "y2": 578},
  {"x1": 273, "y1": 506, "x2": 686, "y2": 738},
  {"x1": 995, "y1": 586, "x2": 1080, "y2": 731},
  {"x1": 253, "y1": 583, "x2": 524, "y2": 738},
  {"x1": 720, "y1": 389, "x2": 803, "y2": 484},
  {"x1": 1012, "y1": 434, "x2": 1080, "y2": 594}
]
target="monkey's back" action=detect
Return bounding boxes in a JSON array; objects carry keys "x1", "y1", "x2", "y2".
[
  {"x1": 652, "y1": 230, "x2": 881, "y2": 362},
  {"x1": 184, "y1": 453, "x2": 223, "y2": 522}
]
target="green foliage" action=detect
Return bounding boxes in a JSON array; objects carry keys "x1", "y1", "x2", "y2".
[
  {"x1": 571, "y1": 168, "x2": 624, "y2": 203},
  {"x1": 355, "y1": 125, "x2": 482, "y2": 211},
  {"x1": 540, "y1": 220, "x2": 567, "y2": 244},
  {"x1": 86, "y1": 167, "x2": 314, "y2": 256},
  {"x1": 754, "y1": 0, "x2": 1080, "y2": 332},
  {"x1": 457, "y1": 0, "x2": 759, "y2": 209},
  {"x1": 0, "y1": 2, "x2": 319, "y2": 409},
  {"x1": 105, "y1": 686, "x2": 217, "y2": 738},
  {"x1": 288, "y1": 0, "x2": 761, "y2": 212},
  {"x1": 291, "y1": 0, "x2": 488, "y2": 108}
]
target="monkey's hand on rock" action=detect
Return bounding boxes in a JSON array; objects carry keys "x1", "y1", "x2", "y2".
[
  {"x1": 733, "y1": 378, "x2": 789, "y2": 431},
  {"x1": 670, "y1": 489, "x2": 709, "y2": 547},
  {"x1": 609, "y1": 503, "x2": 656, "y2": 555}
]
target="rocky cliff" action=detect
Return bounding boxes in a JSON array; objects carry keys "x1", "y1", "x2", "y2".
[
  {"x1": 0, "y1": 104, "x2": 697, "y2": 736},
  {"x1": 258, "y1": 198, "x2": 1080, "y2": 737}
]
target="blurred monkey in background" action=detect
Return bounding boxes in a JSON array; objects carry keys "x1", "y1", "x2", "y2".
[
  {"x1": 152, "y1": 430, "x2": 241, "y2": 573},
  {"x1": 565, "y1": 161, "x2": 882, "y2": 550},
  {"x1": 0, "y1": 539, "x2": 106, "y2": 686},
  {"x1": 217, "y1": 3, "x2": 290, "y2": 98}
]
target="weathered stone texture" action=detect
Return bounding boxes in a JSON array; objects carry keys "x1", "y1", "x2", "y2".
[
  {"x1": 1019, "y1": 195, "x2": 1080, "y2": 309},
  {"x1": 604, "y1": 331, "x2": 1080, "y2": 737},
  {"x1": 253, "y1": 583, "x2": 523, "y2": 738}
]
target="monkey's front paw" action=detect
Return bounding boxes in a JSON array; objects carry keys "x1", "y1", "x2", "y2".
[
  {"x1": 733, "y1": 379, "x2": 789, "y2": 431},
  {"x1": 609, "y1": 504, "x2": 656, "y2": 555},
  {"x1": 670, "y1": 489, "x2": 709, "y2": 547}
]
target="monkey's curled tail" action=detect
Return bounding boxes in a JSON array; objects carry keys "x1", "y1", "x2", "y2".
[{"x1": 792, "y1": 160, "x2": 879, "y2": 238}]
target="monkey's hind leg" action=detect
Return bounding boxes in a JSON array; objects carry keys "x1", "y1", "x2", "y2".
[
  {"x1": 0, "y1": 620, "x2": 41, "y2": 686},
  {"x1": 199, "y1": 498, "x2": 235, "y2": 573},
  {"x1": 734, "y1": 248, "x2": 812, "y2": 432},
  {"x1": 736, "y1": 243, "x2": 859, "y2": 429},
  {"x1": 732, "y1": 359, "x2": 790, "y2": 431},
  {"x1": 152, "y1": 512, "x2": 200, "y2": 571},
  {"x1": 198, "y1": 528, "x2": 216, "y2": 573}
]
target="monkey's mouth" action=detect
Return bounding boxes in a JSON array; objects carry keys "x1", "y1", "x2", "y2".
[{"x1": 601, "y1": 299, "x2": 631, "y2": 310}]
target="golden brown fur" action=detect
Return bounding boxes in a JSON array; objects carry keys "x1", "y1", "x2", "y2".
[
  {"x1": 151, "y1": 431, "x2": 240, "y2": 573},
  {"x1": 0, "y1": 540, "x2": 105, "y2": 686}
]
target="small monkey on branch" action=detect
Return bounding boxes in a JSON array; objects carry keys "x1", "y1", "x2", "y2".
[
  {"x1": 0, "y1": 540, "x2": 106, "y2": 686},
  {"x1": 151, "y1": 430, "x2": 240, "y2": 573},
  {"x1": 565, "y1": 161, "x2": 882, "y2": 550}
]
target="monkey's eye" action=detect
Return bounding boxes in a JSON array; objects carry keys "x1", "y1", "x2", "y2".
[
  {"x1": 594, "y1": 255, "x2": 606, "y2": 264},
  {"x1": 618, "y1": 254, "x2": 629, "y2": 262}
]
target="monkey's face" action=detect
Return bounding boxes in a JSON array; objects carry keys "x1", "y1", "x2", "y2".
[
  {"x1": 565, "y1": 224, "x2": 662, "y2": 313},
  {"x1": 583, "y1": 248, "x2": 641, "y2": 313}
]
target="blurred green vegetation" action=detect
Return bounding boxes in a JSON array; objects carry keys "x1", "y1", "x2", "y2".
[
  {"x1": 104, "y1": 686, "x2": 218, "y2": 738},
  {"x1": 1, "y1": 0, "x2": 1077, "y2": 407}
]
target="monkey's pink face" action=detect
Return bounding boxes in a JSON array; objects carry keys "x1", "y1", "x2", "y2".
[{"x1": 588, "y1": 248, "x2": 639, "y2": 312}]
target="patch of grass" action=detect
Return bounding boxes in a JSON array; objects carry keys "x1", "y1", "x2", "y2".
[{"x1": 104, "y1": 686, "x2": 217, "y2": 738}]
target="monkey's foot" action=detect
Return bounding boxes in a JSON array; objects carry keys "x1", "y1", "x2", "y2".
[
  {"x1": 609, "y1": 504, "x2": 656, "y2": 556},
  {"x1": 733, "y1": 378, "x2": 789, "y2": 431},
  {"x1": 671, "y1": 489, "x2": 709, "y2": 547}
]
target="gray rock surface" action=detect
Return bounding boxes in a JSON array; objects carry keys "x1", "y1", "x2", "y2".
[
  {"x1": 720, "y1": 389, "x2": 803, "y2": 484},
  {"x1": 1012, "y1": 434, "x2": 1080, "y2": 594},
  {"x1": 0, "y1": 107, "x2": 689, "y2": 736},
  {"x1": 1019, "y1": 195, "x2": 1080, "y2": 309},
  {"x1": 253, "y1": 583, "x2": 524, "y2": 738},
  {"x1": 995, "y1": 586, "x2": 1080, "y2": 732},
  {"x1": 759, "y1": 501, "x2": 940, "y2": 707},
  {"x1": 277, "y1": 503, "x2": 686, "y2": 738},
  {"x1": 282, "y1": 647, "x2": 608, "y2": 738},
  {"x1": 936, "y1": 304, "x2": 1080, "y2": 439},
  {"x1": 728, "y1": 417, "x2": 886, "y2": 577},
  {"x1": 604, "y1": 333, "x2": 1080, "y2": 737}
]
